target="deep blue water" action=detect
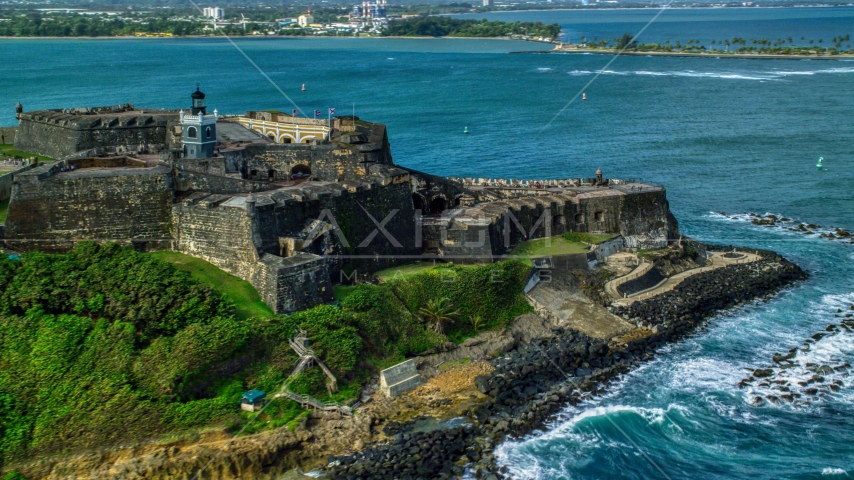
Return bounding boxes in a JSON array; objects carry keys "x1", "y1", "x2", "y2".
[{"x1": 2, "y1": 8, "x2": 853, "y2": 478}]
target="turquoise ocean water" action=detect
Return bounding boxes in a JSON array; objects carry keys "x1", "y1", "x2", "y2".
[{"x1": 2, "y1": 7, "x2": 853, "y2": 477}]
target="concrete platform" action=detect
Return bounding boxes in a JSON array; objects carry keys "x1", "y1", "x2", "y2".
[{"x1": 527, "y1": 283, "x2": 635, "y2": 340}]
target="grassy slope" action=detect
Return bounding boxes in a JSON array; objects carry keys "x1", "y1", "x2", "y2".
[
  {"x1": 0, "y1": 197, "x2": 9, "y2": 223},
  {"x1": 374, "y1": 262, "x2": 449, "y2": 282},
  {"x1": 0, "y1": 144, "x2": 54, "y2": 163},
  {"x1": 510, "y1": 233, "x2": 615, "y2": 258},
  {"x1": 149, "y1": 251, "x2": 273, "y2": 320}
]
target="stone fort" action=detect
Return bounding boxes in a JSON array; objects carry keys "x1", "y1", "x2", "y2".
[{"x1": 4, "y1": 89, "x2": 678, "y2": 313}]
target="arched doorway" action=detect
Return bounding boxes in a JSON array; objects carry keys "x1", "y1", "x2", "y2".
[
  {"x1": 412, "y1": 193, "x2": 426, "y2": 213},
  {"x1": 291, "y1": 164, "x2": 311, "y2": 180},
  {"x1": 428, "y1": 197, "x2": 447, "y2": 215},
  {"x1": 268, "y1": 169, "x2": 277, "y2": 181}
]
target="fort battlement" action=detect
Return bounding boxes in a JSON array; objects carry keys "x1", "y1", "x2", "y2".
[{"x1": 14, "y1": 106, "x2": 178, "y2": 159}]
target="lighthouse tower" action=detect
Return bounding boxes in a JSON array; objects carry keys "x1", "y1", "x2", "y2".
[{"x1": 181, "y1": 86, "x2": 217, "y2": 159}]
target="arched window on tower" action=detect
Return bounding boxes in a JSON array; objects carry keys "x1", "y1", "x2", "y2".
[
  {"x1": 206, "y1": 127, "x2": 212, "y2": 139},
  {"x1": 188, "y1": 127, "x2": 197, "y2": 138}
]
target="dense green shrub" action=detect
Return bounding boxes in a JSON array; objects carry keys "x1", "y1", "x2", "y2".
[
  {"x1": 0, "y1": 242, "x2": 231, "y2": 342},
  {"x1": 342, "y1": 284, "x2": 442, "y2": 356},
  {"x1": 387, "y1": 261, "x2": 533, "y2": 342}
]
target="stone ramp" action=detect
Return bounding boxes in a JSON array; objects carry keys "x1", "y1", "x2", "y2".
[
  {"x1": 613, "y1": 251, "x2": 762, "y2": 306},
  {"x1": 527, "y1": 283, "x2": 635, "y2": 340},
  {"x1": 604, "y1": 258, "x2": 652, "y2": 299}
]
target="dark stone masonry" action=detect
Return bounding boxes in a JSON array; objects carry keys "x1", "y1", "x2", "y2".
[{"x1": 4, "y1": 93, "x2": 679, "y2": 314}]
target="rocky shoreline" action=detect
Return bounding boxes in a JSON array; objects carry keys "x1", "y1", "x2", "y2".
[{"x1": 327, "y1": 246, "x2": 808, "y2": 480}]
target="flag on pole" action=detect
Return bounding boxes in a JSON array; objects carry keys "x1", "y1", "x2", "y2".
[
  {"x1": 314, "y1": 110, "x2": 321, "y2": 117},
  {"x1": 292, "y1": 109, "x2": 299, "y2": 117},
  {"x1": 329, "y1": 108, "x2": 336, "y2": 115}
]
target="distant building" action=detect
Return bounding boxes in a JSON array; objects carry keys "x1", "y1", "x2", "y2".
[
  {"x1": 202, "y1": 7, "x2": 224, "y2": 19},
  {"x1": 483, "y1": 0, "x2": 494, "y2": 6},
  {"x1": 353, "y1": 0, "x2": 387, "y2": 20},
  {"x1": 298, "y1": 13, "x2": 314, "y2": 27}
]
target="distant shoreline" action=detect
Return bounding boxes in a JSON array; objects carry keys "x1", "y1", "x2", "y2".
[
  {"x1": 457, "y1": 4, "x2": 851, "y2": 14},
  {"x1": 520, "y1": 47, "x2": 854, "y2": 60},
  {"x1": 0, "y1": 35, "x2": 555, "y2": 43}
]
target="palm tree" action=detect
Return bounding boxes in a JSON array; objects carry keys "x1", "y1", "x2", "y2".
[{"x1": 418, "y1": 298, "x2": 460, "y2": 335}]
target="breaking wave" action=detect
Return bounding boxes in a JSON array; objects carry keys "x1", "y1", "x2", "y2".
[{"x1": 564, "y1": 66, "x2": 854, "y2": 81}]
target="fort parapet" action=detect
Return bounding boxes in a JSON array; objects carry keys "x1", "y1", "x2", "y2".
[{"x1": 14, "y1": 105, "x2": 178, "y2": 159}]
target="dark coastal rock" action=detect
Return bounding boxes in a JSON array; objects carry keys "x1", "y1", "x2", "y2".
[{"x1": 327, "y1": 426, "x2": 474, "y2": 480}]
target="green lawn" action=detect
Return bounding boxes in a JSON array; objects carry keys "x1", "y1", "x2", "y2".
[
  {"x1": 373, "y1": 262, "x2": 450, "y2": 282},
  {"x1": 511, "y1": 236, "x2": 591, "y2": 258},
  {"x1": 149, "y1": 251, "x2": 273, "y2": 320},
  {"x1": 0, "y1": 198, "x2": 9, "y2": 224},
  {"x1": 0, "y1": 144, "x2": 54, "y2": 163}
]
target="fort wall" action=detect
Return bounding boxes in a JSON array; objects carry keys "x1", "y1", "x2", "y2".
[
  {"x1": 173, "y1": 170, "x2": 264, "y2": 194},
  {"x1": 0, "y1": 127, "x2": 16, "y2": 145},
  {"x1": 171, "y1": 193, "x2": 337, "y2": 313},
  {"x1": 0, "y1": 164, "x2": 38, "y2": 201},
  {"x1": 428, "y1": 187, "x2": 677, "y2": 261},
  {"x1": 4, "y1": 161, "x2": 174, "y2": 251},
  {"x1": 14, "y1": 110, "x2": 176, "y2": 159}
]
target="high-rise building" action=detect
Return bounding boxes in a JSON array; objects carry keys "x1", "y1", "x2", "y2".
[
  {"x1": 483, "y1": 0, "x2": 494, "y2": 6},
  {"x1": 202, "y1": 7, "x2": 224, "y2": 19},
  {"x1": 358, "y1": 0, "x2": 387, "y2": 19}
]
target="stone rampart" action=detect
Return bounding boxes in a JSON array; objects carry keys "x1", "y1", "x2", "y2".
[
  {"x1": 173, "y1": 170, "x2": 265, "y2": 194},
  {"x1": 171, "y1": 192, "x2": 337, "y2": 313},
  {"x1": 14, "y1": 110, "x2": 177, "y2": 159},
  {"x1": 0, "y1": 164, "x2": 38, "y2": 202},
  {"x1": 0, "y1": 127, "x2": 16, "y2": 145},
  {"x1": 427, "y1": 187, "x2": 676, "y2": 261},
  {"x1": 4, "y1": 161, "x2": 174, "y2": 251}
]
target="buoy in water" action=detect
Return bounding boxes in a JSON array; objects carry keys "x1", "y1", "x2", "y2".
[
  {"x1": 816, "y1": 157, "x2": 823, "y2": 169},
  {"x1": 582, "y1": 93, "x2": 587, "y2": 101},
  {"x1": 301, "y1": 84, "x2": 306, "y2": 91},
  {"x1": 464, "y1": 127, "x2": 469, "y2": 134}
]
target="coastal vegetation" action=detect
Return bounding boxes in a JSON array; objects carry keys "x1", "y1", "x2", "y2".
[
  {"x1": 0, "y1": 242, "x2": 530, "y2": 466},
  {"x1": 576, "y1": 32, "x2": 854, "y2": 55},
  {"x1": 384, "y1": 17, "x2": 560, "y2": 39}
]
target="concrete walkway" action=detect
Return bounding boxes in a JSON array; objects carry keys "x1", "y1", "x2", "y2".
[{"x1": 612, "y1": 251, "x2": 761, "y2": 306}]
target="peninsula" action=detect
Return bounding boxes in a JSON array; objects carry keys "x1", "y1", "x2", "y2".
[
  {"x1": 0, "y1": 90, "x2": 807, "y2": 480},
  {"x1": 549, "y1": 32, "x2": 854, "y2": 57}
]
